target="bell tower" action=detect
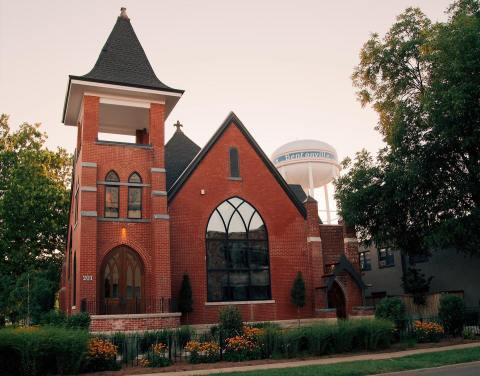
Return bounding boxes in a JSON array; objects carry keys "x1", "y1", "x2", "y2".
[{"x1": 62, "y1": 8, "x2": 183, "y2": 317}]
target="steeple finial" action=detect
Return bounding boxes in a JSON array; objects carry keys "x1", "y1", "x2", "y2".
[
  {"x1": 174, "y1": 120, "x2": 183, "y2": 132},
  {"x1": 119, "y1": 7, "x2": 130, "y2": 20}
]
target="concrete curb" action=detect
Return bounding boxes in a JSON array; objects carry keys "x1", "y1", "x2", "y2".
[{"x1": 133, "y1": 342, "x2": 480, "y2": 376}]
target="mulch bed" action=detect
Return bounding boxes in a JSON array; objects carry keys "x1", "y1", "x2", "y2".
[{"x1": 85, "y1": 338, "x2": 480, "y2": 376}]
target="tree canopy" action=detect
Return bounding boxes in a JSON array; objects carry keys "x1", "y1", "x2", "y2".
[
  {"x1": 0, "y1": 114, "x2": 71, "y2": 323},
  {"x1": 335, "y1": 0, "x2": 480, "y2": 258}
]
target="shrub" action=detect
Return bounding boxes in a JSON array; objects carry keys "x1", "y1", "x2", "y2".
[
  {"x1": 174, "y1": 326, "x2": 195, "y2": 348},
  {"x1": 219, "y1": 306, "x2": 243, "y2": 338},
  {"x1": 439, "y1": 295, "x2": 465, "y2": 336},
  {"x1": 375, "y1": 297, "x2": 406, "y2": 323},
  {"x1": 83, "y1": 337, "x2": 119, "y2": 372},
  {"x1": 0, "y1": 326, "x2": 89, "y2": 375},
  {"x1": 413, "y1": 321, "x2": 444, "y2": 343},
  {"x1": 224, "y1": 335, "x2": 261, "y2": 361},
  {"x1": 40, "y1": 310, "x2": 90, "y2": 330},
  {"x1": 462, "y1": 327, "x2": 477, "y2": 340},
  {"x1": 140, "y1": 343, "x2": 171, "y2": 368},
  {"x1": 66, "y1": 312, "x2": 91, "y2": 330},
  {"x1": 185, "y1": 340, "x2": 220, "y2": 363},
  {"x1": 178, "y1": 274, "x2": 193, "y2": 320}
]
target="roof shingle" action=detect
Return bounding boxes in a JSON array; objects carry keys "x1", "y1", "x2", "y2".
[{"x1": 71, "y1": 14, "x2": 183, "y2": 93}]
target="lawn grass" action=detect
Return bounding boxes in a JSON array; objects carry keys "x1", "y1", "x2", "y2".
[{"x1": 212, "y1": 346, "x2": 480, "y2": 375}]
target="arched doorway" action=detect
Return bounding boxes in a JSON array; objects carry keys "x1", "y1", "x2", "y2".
[
  {"x1": 328, "y1": 281, "x2": 347, "y2": 319},
  {"x1": 100, "y1": 246, "x2": 144, "y2": 314}
]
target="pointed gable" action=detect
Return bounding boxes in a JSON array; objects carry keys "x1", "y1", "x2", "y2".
[
  {"x1": 168, "y1": 112, "x2": 307, "y2": 217},
  {"x1": 70, "y1": 11, "x2": 183, "y2": 93}
]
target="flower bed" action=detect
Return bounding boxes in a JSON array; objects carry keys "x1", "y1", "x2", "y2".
[{"x1": 413, "y1": 321, "x2": 444, "y2": 343}]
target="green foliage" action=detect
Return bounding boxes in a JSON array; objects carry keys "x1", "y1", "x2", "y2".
[
  {"x1": 439, "y1": 295, "x2": 465, "y2": 336},
  {"x1": 402, "y1": 267, "x2": 433, "y2": 305},
  {"x1": 0, "y1": 114, "x2": 71, "y2": 323},
  {"x1": 257, "y1": 319, "x2": 394, "y2": 359},
  {"x1": 0, "y1": 326, "x2": 89, "y2": 375},
  {"x1": 219, "y1": 306, "x2": 244, "y2": 338},
  {"x1": 290, "y1": 272, "x2": 306, "y2": 309},
  {"x1": 40, "y1": 310, "x2": 90, "y2": 330},
  {"x1": 375, "y1": 297, "x2": 406, "y2": 323},
  {"x1": 178, "y1": 274, "x2": 193, "y2": 316},
  {"x1": 336, "y1": 0, "x2": 480, "y2": 261}
]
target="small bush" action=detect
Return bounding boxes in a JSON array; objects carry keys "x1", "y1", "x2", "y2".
[
  {"x1": 140, "y1": 343, "x2": 171, "y2": 368},
  {"x1": 413, "y1": 321, "x2": 444, "y2": 343},
  {"x1": 185, "y1": 340, "x2": 220, "y2": 363},
  {"x1": 40, "y1": 310, "x2": 90, "y2": 330},
  {"x1": 175, "y1": 326, "x2": 195, "y2": 348},
  {"x1": 219, "y1": 306, "x2": 243, "y2": 338},
  {"x1": 83, "y1": 337, "x2": 119, "y2": 372},
  {"x1": 439, "y1": 295, "x2": 465, "y2": 336},
  {"x1": 66, "y1": 312, "x2": 91, "y2": 330},
  {"x1": 375, "y1": 297, "x2": 406, "y2": 323}
]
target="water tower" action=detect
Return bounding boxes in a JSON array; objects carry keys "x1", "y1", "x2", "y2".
[{"x1": 271, "y1": 140, "x2": 340, "y2": 224}]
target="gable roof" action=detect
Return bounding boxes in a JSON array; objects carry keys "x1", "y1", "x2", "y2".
[
  {"x1": 167, "y1": 112, "x2": 307, "y2": 218},
  {"x1": 288, "y1": 184, "x2": 307, "y2": 203},
  {"x1": 69, "y1": 14, "x2": 183, "y2": 94},
  {"x1": 165, "y1": 128, "x2": 201, "y2": 191}
]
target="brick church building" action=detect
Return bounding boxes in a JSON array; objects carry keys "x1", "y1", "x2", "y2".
[{"x1": 59, "y1": 8, "x2": 368, "y2": 331}]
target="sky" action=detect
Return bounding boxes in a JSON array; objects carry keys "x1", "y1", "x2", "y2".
[{"x1": 0, "y1": 0, "x2": 452, "y2": 159}]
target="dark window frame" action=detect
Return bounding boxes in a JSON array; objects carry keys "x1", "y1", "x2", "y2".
[
  {"x1": 105, "y1": 170, "x2": 120, "y2": 218},
  {"x1": 127, "y1": 172, "x2": 142, "y2": 219},
  {"x1": 359, "y1": 251, "x2": 372, "y2": 271},
  {"x1": 229, "y1": 147, "x2": 240, "y2": 178},
  {"x1": 378, "y1": 249, "x2": 395, "y2": 268},
  {"x1": 206, "y1": 197, "x2": 271, "y2": 302}
]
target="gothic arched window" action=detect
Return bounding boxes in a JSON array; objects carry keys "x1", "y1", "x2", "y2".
[
  {"x1": 206, "y1": 197, "x2": 271, "y2": 302},
  {"x1": 128, "y1": 172, "x2": 142, "y2": 219},
  {"x1": 105, "y1": 170, "x2": 120, "y2": 218}
]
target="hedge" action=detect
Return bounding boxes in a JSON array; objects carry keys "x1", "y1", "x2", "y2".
[{"x1": 0, "y1": 326, "x2": 90, "y2": 375}]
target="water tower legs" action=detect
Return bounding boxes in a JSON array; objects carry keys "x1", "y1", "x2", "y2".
[
  {"x1": 324, "y1": 185, "x2": 331, "y2": 224},
  {"x1": 308, "y1": 163, "x2": 315, "y2": 197}
]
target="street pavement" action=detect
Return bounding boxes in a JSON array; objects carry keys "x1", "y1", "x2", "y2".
[{"x1": 379, "y1": 361, "x2": 480, "y2": 375}]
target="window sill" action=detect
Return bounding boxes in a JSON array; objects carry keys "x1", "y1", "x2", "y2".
[
  {"x1": 98, "y1": 217, "x2": 150, "y2": 223},
  {"x1": 205, "y1": 300, "x2": 275, "y2": 306},
  {"x1": 228, "y1": 177, "x2": 242, "y2": 181},
  {"x1": 95, "y1": 140, "x2": 153, "y2": 149}
]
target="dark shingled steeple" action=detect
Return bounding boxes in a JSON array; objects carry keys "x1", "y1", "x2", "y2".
[
  {"x1": 70, "y1": 8, "x2": 183, "y2": 93},
  {"x1": 165, "y1": 123, "x2": 201, "y2": 190}
]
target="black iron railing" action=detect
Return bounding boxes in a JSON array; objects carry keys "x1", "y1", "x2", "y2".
[{"x1": 80, "y1": 297, "x2": 177, "y2": 315}]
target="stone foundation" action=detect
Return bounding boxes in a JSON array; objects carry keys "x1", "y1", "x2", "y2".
[
  {"x1": 349, "y1": 306, "x2": 375, "y2": 319},
  {"x1": 90, "y1": 312, "x2": 182, "y2": 332},
  {"x1": 314, "y1": 308, "x2": 338, "y2": 321}
]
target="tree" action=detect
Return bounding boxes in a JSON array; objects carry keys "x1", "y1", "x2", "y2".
[
  {"x1": 178, "y1": 274, "x2": 193, "y2": 322},
  {"x1": 335, "y1": 1, "x2": 480, "y2": 265},
  {"x1": 291, "y1": 271, "x2": 306, "y2": 324},
  {"x1": 0, "y1": 114, "x2": 71, "y2": 323},
  {"x1": 401, "y1": 267, "x2": 433, "y2": 305}
]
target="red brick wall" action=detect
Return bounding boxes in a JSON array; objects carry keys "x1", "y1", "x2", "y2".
[
  {"x1": 63, "y1": 97, "x2": 172, "y2": 314},
  {"x1": 60, "y1": 98, "x2": 366, "y2": 325},
  {"x1": 169, "y1": 122, "x2": 313, "y2": 324},
  {"x1": 90, "y1": 314, "x2": 180, "y2": 332}
]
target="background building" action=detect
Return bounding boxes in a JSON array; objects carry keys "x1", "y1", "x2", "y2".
[{"x1": 359, "y1": 246, "x2": 480, "y2": 308}]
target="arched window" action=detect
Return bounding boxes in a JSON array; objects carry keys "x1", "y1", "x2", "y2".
[
  {"x1": 206, "y1": 197, "x2": 270, "y2": 302},
  {"x1": 229, "y1": 148, "x2": 240, "y2": 178},
  {"x1": 105, "y1": 170, "x2": 120, "y2": 218},
  {"x1": 128, "y1": 172, "x2": 142, "y2": 218},
  {"x1": 102, "y1": 246, "x2": 143, "y2": 301}
]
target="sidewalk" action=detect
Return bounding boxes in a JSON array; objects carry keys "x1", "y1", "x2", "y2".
[{"x1": 135, "y1": 341, "x2": 480, "y2": 376}]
